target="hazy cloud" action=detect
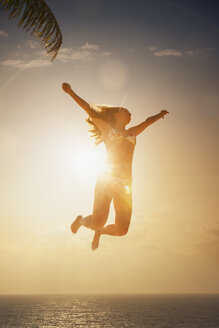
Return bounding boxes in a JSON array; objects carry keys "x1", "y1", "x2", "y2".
[
  {"x1": 1, "y1": 58, "x2": 51, "y2": 69},
  {"x1": 59, "y1": 48, "x2": 72, "y2": 54},
  {"x1": 148, "y1": 46, "x2": 183, "y2": 57},
  {"x1": 148, "y1": 46, "x2": 158, "y2": 51},
  {"x1": 0, "y1": 30, "x2": 8, "y2": 38},
  {"x1": 1, "y1": 43, "x2": 112, "y2": 68},
  {"x1": 186, "y1": 48, "x2": 214, "y2": 56},
  {"x1": 148, "y1": 46, "x2": 211, "y2": 57},
  {"x1": 22, "y1": 59, "x2": 51, "y2": 69},
  {"x1": 154, "y1": 49, "x2": 182, "y2": 57},
  {"x1": 186, "y1": 50, "x2": 195, "y2": 55},
  {"x1": 25, "y1": 40, "x2": 39, "y2": 49},
  {"x1": 1, "y1": 59, "x2": 23, "y2": 68},
  {"x1": 81, "y1": 42, "x2": 99, "y2": 50},
  {"x1": 56, "y1": 43, "x2": 112, "y2": 62}
]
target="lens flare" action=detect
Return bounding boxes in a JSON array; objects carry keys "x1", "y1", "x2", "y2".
[{"x1": 73, "y1": 145, "x2": 106, "y2": 180}]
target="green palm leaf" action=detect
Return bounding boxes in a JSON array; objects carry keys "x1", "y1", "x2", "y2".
[{"x1": 0, "y1": 0, "x2": 62, "y2": 61}]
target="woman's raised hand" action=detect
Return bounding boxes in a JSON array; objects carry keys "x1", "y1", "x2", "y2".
[
  {"x1": 160, "y1": 109, "x2": 169, "y2": 119},
  {"x1": 62, "y1": 82, "x2": 72, "y2": 94}
]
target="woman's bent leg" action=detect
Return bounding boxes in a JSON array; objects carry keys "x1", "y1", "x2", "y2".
[
  {"x1": 92, "y1": 186, "x2": 132, "y2": 250},
  {"x1": 72, "y1": 176, "x2": 112, "y2": 233}
]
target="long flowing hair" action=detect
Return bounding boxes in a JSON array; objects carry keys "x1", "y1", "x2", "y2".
[{"x1": 86, "y1": 104, "x2": 120, "y2": 145}]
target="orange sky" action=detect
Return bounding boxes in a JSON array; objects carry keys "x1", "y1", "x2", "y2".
[{"x1": 0, "y1": 0, "x2": 218, "y2": 294}]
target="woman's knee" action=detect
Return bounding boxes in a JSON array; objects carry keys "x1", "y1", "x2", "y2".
[
  {"x1": 116, "y1": 223, "x2": 130, "y2": 236},
  {"x1": 91, "y1": 213, "x2": 106, "y2": 230},
  {"x1": 115, "y1": 211, "x2": 131, "y2": 236}
]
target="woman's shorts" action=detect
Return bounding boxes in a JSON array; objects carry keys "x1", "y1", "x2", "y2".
[{"x1": 97, "y1": 172, "x2": 132, "y2": 195}]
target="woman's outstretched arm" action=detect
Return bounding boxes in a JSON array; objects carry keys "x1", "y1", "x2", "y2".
[
  {"x1": 128, "y1": 110, "x2": 169, "y2": 136},
  {"x1": 62, "y1": 82, "x2": 111, "y2": 135},
  {"x1": 62, "y1": 82, "x2": 96, "y2": 117}
]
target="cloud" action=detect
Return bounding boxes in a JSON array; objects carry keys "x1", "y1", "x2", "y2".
[
  {"x1": 186, "y1": 50, "x2": 195, "y2": 55},
  {"x1": 1, "y1": 59, "x2": 23, "y2": 68},
  {"x1": 71, "y1": 49, "x2": 92, "y2": 60},
  {"x1": 22, "y1": 59, "x2": 51, "y2": 68},
  {"x1": 0, "y1": 30, "x2": 8, "y2": 38},
  {"x1": 154, "y1": 49, "x2": 182, "y2": 57},
  {"x1": 59, "y1": 48, "x2": 72, "y2": 54},
  {"x1": 148, "y1": 46, "x2": 158, "y2": 51},
  {"x1": 25, "y1": 40, "x2": 39, "y2": 49},
  {"x1": 148, "y1": 46, "x2": 214, "y2": 57},
  {"x1": 56, "y1": 43, "x2": 112, "y2": 62},
  {"x1": 99, "y1": 51, "x2": 112, "y2": 57},
  {"x1": 186, "y1": 48, "x2": 215, "y2": 56},
  {"x1": 147, "y1": 46, "x2": 182, "y2": 57},
  {"x1": 1, "y1": 58, "x2": 51, "y2": 69},
  {"x1": 81, "y1": 42, "x2": 99, "y2": 50},
  {"x1": 0, "y1": 42, "x2": 112, "y2": 69}
]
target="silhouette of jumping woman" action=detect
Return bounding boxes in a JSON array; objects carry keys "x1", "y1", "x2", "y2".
[{"x1": 62, "y1": 82, "x2": 169, "y2": 250}]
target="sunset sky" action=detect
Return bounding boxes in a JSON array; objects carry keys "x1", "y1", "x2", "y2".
[{"x1": 0, "y1": 0, "x2": 218, "y2": 294}]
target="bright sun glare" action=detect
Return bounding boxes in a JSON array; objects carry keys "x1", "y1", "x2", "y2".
[{"x1": 73, "y1": 144, "x2": 106, "y2": 180}]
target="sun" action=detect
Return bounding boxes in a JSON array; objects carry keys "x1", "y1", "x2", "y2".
[
  {"x1": 73, "y1": 144, "x2": 106, "y2": 180},
  {"x1": 57, "y1": 140, "x2": 106, "y2": 183}
]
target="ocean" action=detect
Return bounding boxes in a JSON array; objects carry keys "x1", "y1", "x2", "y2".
[{"x1": 0, "y1": 294, "x2": 218, "y2": 328}]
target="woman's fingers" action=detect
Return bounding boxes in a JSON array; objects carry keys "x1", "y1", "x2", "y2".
[
  {"x1": 62, "y1": 82, "x2": 71, "y2": 92},
  {"x1": 161, "y1": 110, "x2": 169, "y2": 115},
  {"x1": 160, "y1": 110, "x2": 169, "y2": 118}
]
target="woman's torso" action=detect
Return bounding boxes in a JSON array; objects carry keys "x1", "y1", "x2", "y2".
[{"x1": 103, "y1": 128, "x2": 136, "y2": 179}]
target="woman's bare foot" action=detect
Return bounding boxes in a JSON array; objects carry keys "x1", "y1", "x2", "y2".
[
  {"x1": 92, "y1": 230, "x2": 101, "y2": 251},
  {"x1": 71, "y1": 215, "x2": 82, "y2": 234}
]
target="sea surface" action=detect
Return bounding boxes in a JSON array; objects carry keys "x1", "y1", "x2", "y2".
[{"x1": 0, "y1": 294, "x2": 218, "y2": 328}]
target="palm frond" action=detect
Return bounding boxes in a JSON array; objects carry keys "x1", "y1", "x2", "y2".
[{"x1": 0, "y1": 0, "x2": 62, "y2": 61}]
